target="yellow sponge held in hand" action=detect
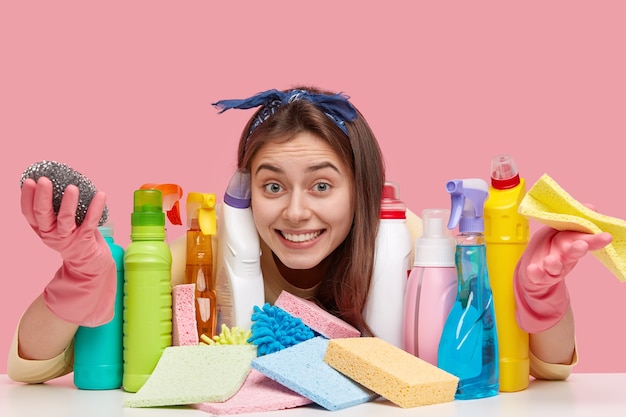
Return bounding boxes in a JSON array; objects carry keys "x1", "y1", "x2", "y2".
[{"x1": 519, "y1": 173, "x2": 626, "y2": 282}]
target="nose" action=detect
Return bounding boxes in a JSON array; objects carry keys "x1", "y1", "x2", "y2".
[{"x1": 282, "y1": 190, "x2": 311, "y2": 223}]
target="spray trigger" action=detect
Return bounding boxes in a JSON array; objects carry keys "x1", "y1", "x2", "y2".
[{"x1": 141, "y1": 183, "x2": 184, "y2": 225}]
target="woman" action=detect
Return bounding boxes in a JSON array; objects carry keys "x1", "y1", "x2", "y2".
[
  {"x1": 170, "y1": 86, "x2": 415, "y2": 334},
  {"x1": 8, "y1": 85, "x2": 611, "y2": 384}
]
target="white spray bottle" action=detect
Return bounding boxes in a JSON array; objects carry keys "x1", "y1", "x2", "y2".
[{"x1": 215, "y1": 170, "x2": 265, "y2": 331}]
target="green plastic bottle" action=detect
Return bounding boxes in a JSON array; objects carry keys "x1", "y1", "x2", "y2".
[
  {"x1": 73, "y1": 223, "x2": 125, "y2": 390},
  {"x1": 122, "y1": 189, "x2": 172, "y2": 393}
]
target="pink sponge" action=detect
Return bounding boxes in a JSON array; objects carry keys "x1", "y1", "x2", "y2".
[
  {"x1": 274, "y1": 290, "x2": 360, "y2": 339},
  {"x1": 194, "y1": 369, "x2": 312, "y2": 414},
  {"x1": 172, "y1": 284, "x2": 199, "y2": 346}
]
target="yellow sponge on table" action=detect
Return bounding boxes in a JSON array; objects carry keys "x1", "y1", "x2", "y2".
[
  {"x1": 324, "y1": 337, "x2": 459, "y2": 408},
  {"x1": 519, "y1": 173, "x2": 626, "y2": 282}
]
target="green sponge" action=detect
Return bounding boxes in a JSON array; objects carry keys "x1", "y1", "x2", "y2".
[{"x1": 124, "y1": 344, "x2": 257, "y2": 408}]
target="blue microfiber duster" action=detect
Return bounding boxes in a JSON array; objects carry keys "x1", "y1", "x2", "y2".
[{"x1": 248, "y1": 303, "x2": 315, "y2": 355}]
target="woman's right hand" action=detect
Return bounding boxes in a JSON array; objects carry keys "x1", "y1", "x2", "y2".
[{"x1": 20, "y1": 177, "x2": 116, "y2": 326}]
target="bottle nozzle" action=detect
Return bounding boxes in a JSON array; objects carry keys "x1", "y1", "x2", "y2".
[
  {"x1": 490, "y1": 154, "x2": 520, "y2": 190},
  {"x1": 415, "y1": 208, "x2": 455, "y2": 267},
  {"x1": 446, "y1": 178, "x2": 489, "y2": 233},
  {"x1": 186, "y1": 192, "x2": 217, "y2": 235},
  {"x1": 423, "y1": 209, "x2": 449, "y2": 239},
  {"x1": 224, "y1": 170, "x2": 252, "y2": 209},
  {"x1": 139, "y1": 183, "x2": 184, "y2": 225},
  {"x1": 380, "y1": 181, "x2": 406, "y2": 220}
]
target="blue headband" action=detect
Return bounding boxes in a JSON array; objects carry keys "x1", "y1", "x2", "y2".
[{"x1": 212, "y1": 89, "x2": 358, "y2": 137}]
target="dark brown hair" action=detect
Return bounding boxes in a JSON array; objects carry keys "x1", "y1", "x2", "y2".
[{"x1": 237, "y1": 85, "x2": 385, "y2": 334}]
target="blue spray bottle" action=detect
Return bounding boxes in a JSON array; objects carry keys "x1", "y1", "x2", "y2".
[{"x1": 437, "y1": 178, "x2": 499, "y2": 399}]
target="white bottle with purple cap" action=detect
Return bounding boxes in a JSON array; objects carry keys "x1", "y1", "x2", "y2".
[{"x1": 215, "y1": 170, "x2": 265, "y2": 331}]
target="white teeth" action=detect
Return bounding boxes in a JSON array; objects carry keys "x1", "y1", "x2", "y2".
[{"x1": 282, "y1": 231, "x2": 321, "y2": 243}]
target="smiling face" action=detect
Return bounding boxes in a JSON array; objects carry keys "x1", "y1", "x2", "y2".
[{"x1": 249, "y1": 132, "x2": 355, "y2": 271}]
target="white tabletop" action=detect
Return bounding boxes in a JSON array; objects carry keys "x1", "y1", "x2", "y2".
[{"x1": 1, "y1": 373, "x2": 625, "y2": 416}]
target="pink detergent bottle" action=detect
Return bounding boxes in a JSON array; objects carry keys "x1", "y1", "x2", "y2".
[{"x1": 402, "y1": 208, "x2": 457, "y2": 366}]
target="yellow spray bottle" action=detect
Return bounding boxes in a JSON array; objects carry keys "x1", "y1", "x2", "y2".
[{"x1": 484, "y1": 154, "x2": 530, "y2": 392}]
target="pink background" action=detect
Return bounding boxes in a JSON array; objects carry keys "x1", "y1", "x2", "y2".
[{"x1": 1, "y1": 1, "x2": 625, "y2": 373}]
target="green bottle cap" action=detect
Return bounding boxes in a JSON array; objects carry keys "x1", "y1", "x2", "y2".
[{"x1": 131, "y1": 189, "x2": 165, "y2": 227}]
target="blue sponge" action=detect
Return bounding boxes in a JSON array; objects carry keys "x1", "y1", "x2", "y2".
[{"x1": 251, "y1": 336, "x2": 378, "y2": 411}]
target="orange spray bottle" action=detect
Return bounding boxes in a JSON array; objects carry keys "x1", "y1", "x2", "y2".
[
  {"x1": 484, "y1": 154, "x2": 530, "y2": 392},
  {"x1": 185, "y1": 192, "x2": 218, "y2": 339}
]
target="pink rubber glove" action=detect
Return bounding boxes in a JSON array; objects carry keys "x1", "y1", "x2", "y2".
[
  {"x1": 514, "y1": 226, "x2": 612, "y2": 333},
  {"x1": 21, "y1": 177, "x2": 116, "y2": 327}
]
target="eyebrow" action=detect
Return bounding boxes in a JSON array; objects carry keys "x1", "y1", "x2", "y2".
[{"x1": 255, "y1": 161, "x2": 341, "y2": 176}]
